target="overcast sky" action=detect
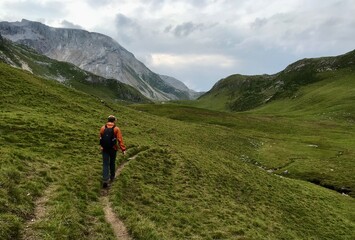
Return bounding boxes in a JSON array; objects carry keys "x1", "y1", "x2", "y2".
[{"x1": 1, "y1": 0, "x2": 354, "y2": 91}]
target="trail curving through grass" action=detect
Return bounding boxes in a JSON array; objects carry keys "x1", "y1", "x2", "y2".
[{"x1": 99, "y1": 149, "x2": 145, "y2": 240}]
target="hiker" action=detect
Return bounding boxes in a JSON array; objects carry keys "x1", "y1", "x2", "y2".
[{"x1": 99, "y1": 115, "x2": 126, "y2": 188}]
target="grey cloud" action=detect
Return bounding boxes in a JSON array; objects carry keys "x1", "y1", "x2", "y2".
[
  {"x1": 114, "y1": 13, "x2": 142, "y2": 44},
  {"x1": 242, "y1": 3, "x2": 355, "y2": 60},
  {"x1": 2, "y1": 0, "x2": 66, "y2": 19},
  {"x1": 320, "y1": 17, "x2": 342, "y2": 29},
  {"x1": 184, "y1": 0, "x2": 211, "y2": 8},
  {"x1": 60, "y1": 20, "x2": 83, "y2": 29},
  {"x1": 115, "y1": 13, "x2": 141, "y2": 32},
  {"x1": 250, "y1": 13, "x2": 293, "y2": 30},
  {"x1": 85, "y1": 0, "x2": 113, "y2": 7},
  {"x1": 251, "y1": 18, "x2": 268, "y2": 29},
  {"x1": 164, "y1": 21, "x2": 217, "y2": 38},
  {"x1": 172, "y1": 22, "x2": 205, "y2": 37},
  {"x1": 116, "y1": 14, "x2": 134, "y2": 26},
  {"x1": 164, "y1": 25, "x2": 173, "y2": 33},
  {"x1": 150, "y1": 0, "x2": 218, "y2": 9},
  {"x1": 147, "y1": 0, "x2": 167, "y2": 9},
  {"x1": 146, "y1": 0, "x2": 210, "y2": 10}
]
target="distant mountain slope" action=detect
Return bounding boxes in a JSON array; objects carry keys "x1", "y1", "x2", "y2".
[
  {"x1": 159, "y1": 74, "x2": 204, "y2": 100},
  {"x1": 0, "y1": 19, "x2": 191, "y2": 101},
  {"x1": 198, "y1": 50, "x2": 355, "y2": 111},
  {"x1": 0, "y1": 33, "x2": 149, "y2": 103}
]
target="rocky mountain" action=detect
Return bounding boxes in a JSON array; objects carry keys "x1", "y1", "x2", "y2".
[
  {"x1": 159, "y1": 75, "x2": 204, "y2": 100},
  {"x1": 0, "y1": 19, "x2": 194, "y2": 101},
  {"x1": 198, "y1": 49, "x2": 355, "y2": 111},
  {"x1": 0, "y1": 32, "x2": 149, "y2": 103}
]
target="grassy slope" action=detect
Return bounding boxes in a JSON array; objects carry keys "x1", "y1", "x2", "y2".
[
  {"x1": 1, "y1": 62, "x2": 354, "y2": 239},
  {"x1": 0, "y1": 62, "x2": 119, "y2": 239},
  {"x1": 197, "y1": 50, "x2": 355, "y2": 112},
  {"x1": 195, "y1": 74, "x2": 275, "y2": 112},
  {"x1": 248, "y1": 69, "x2": 355, "y2": 195},
  {"x1": 132, "y1": 68, "x2": 355, "y2": 197},
  {"x1": 194, "y1": 74, "x2": 274, "y2": 112}
]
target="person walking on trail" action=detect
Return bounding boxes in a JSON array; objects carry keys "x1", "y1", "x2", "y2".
[{"x1": 99, "y1": 115, "x2": 126, "y2": 188}]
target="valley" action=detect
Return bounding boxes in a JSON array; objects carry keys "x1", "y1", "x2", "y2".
[
  {"x1": 1, "y1": 59, "x2": 354, "y2": 239},
  {"x1": 1, "y1": 23, "x2": 354, "y2": 239}
]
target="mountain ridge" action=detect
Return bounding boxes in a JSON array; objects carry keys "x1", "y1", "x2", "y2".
[
  {"x1": 198, "y1": 49, "x2": 355, "y2": 111},
  {"x1": 0, "y1": 19, "x2": 197, "y2": 101},
  {"x1": 0, "y1": 32, "x2": 150, "y2": 103},
  {"x1": 159, "y1": 74, "x2": 204, "y2": 100}
]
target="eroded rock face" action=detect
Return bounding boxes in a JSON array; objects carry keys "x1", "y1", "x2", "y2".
[{"x1": 0, "y1": 19, "x2": 194, "y2": 101}]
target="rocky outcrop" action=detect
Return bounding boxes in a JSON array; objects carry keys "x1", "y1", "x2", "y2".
[
  {"x1": 284, "y1": 50, "x2": 355, "y2": 73},
  {"x1": 0, "y1": 19, "x2": 192, "y2": 101}
]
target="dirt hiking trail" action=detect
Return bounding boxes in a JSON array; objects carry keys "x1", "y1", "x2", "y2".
[
  {"x1": 22, "y1": 185, "x2": 57, "y2": 240},
  {"x1": 22, "y1": 153, "x2": 139, "y2": 240},
  {"x1": 100, "y1": 154, "x2": 139, "y2": 240}
]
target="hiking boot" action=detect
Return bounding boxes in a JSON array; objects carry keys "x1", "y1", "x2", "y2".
[
  {"x1": 102, "y1": 182, "x2": 108, "y2": 188},
  {"x1": 109, "y1": 178, "x2": 114, "y2": 183}
]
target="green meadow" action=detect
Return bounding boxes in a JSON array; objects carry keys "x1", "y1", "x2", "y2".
[
  {"x1": 133, "y1": 69, "x2": 355, "y2": 197},
  {"x1": 1, "y1": 61, "x2": 355, "y2": 239}
]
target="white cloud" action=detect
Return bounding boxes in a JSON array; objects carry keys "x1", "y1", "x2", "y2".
[{"x1": 150, "y1": 53, "x2": 238, "y2": 69}]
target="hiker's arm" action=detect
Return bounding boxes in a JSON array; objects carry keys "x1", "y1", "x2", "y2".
[{"x1": 116, "y1": 127, "x2": 126, "y2": 153}]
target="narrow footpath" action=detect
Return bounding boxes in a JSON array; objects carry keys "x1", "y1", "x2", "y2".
[
  {"x1": 22, "y1": 185, "x2": 57, "y2": 240},
  {"x1": 100, "y1": 154, "x2": 139, "y2": 240},
  {"x1": 22, "y1": 154, "x2": 139, "y2": 240}
]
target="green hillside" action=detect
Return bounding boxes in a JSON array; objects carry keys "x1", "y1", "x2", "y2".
[
  {"x1": 0, "y1": 35, "x2": 149, "y2": 103},
  {"x1": 197, "y1": 50, "x2": 355, "y2": 112},
  {"x1": 253, "y1": 69, "x2": 355, "y2": 116},
  {"x1": 133, "y1": 64, "x2": 355, "y2": 198},
  {"x1": 1, "y1": 60, "x2": 354, "y2": 240}
]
